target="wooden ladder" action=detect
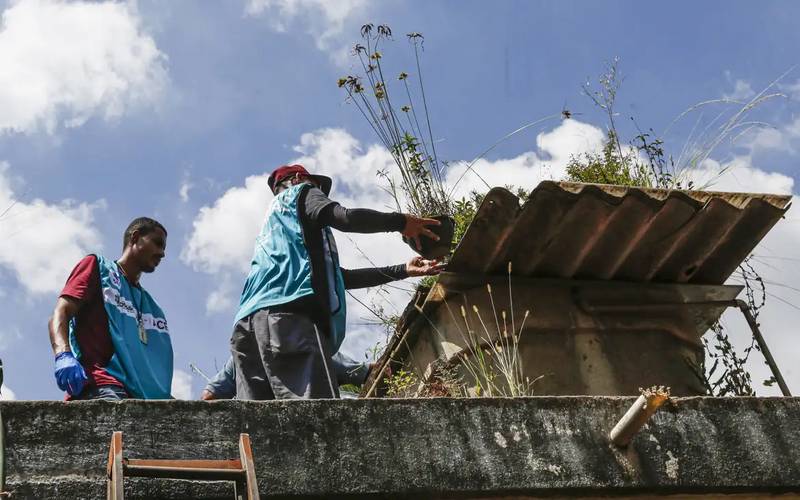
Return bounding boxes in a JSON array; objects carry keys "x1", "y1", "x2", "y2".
[{"x1": 106, "y1": 431, "x2": 260, "y2": 500}]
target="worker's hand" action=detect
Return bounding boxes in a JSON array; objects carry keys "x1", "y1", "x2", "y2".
[
  {"x1": 200, "y1": 389, "x2": 216, "y2": 401},
  {"x1": 401, "y1": 215, "x2": 441, "y2": 251},
  {"x1": 54, "y1": 351, "x2": 88, "y2": 396},
  {"x1": 406, "y1": 256, "x2": 445, "y2": 277}
]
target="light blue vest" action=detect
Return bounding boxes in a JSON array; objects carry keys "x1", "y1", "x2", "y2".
[
  {"x1": 70, "y1": 255, "x2": 173, "y2": 399},
  {"x1": 234, "y1": 184, "x2": 348, "y2": 352}
]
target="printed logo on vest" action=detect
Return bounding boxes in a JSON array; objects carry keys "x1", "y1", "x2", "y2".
[
  {"x1": 142, "y1": 313, "x2": 169, "y2": 334},
  {"x1": 102, "y1": 287, "x2": 137, "y2": 318},
  {"x1": 110, "y1": 268, "x2": 121, "y2": 289}
]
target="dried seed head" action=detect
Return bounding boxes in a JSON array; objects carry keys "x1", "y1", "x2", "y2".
[
  {"x1": 472, "y1": 305, "x2": 479, "y2": 313},
  {"x1": 460, "y1": 306, "x2": 467, "y2": 318},
  {"x1": 508, "y1": 261, "x2": 512, "y2": 274},
  {"x1": 502, "y1": 311, "x2": 506, "y2": 320},
  {"x1": 487, "y1": 284, "x2": 492, "y2": 293}
]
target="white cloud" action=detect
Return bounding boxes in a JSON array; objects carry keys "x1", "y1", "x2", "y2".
[
  {"x1": 0, "y1": 385, "x2": 17, "y2": 401},
  {"x1": 245, "y1": 0, "x2": 366, "y2": 53},
  {"x1": 0, "y1": 162, "x2": 103, "y2": 295},
  {"x1": 446, "y1": 118, "x2": 606, "y2": 198},
  {"x1": 688, "y1": 156, "x2": 794, "y2": 194},
  {"x1": 779, "y1": 78, "x2": 800, "y2": 101},
  {"x1": 732, "y1": 116, "x2": 800, "y2": 156},
  {"x1": 723, "y1": 79, "x2": 755, "y2": 101},
  {"x1": 0, "y1": 326, "x2": 22, "y2": 351},
  {"x1": 180, "y1": 174, "x2": 271, "y2": 315},
  {"x1": 179, "y1": 172, "x2": 192, "y2": 203},
  {"x1": 171, "y1": 369, "x2": 193, "y2": 400},
  {"x1": 181, "y1": 174, "x2": 271, "y2": 276},
  {"x1": 0, "y1": 0, "x2": 167, "y2": 134},
  {"x1": 205, "y1": 276, "x2": 238, "y2": 314}
]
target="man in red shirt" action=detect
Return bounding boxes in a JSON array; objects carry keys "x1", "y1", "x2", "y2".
[{"x1": 48, "y1": 217, "x2": 168, "y2": 400}]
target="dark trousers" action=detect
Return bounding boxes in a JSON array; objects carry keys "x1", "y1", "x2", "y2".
[
  {"x1": 231, "y1": 308, "x2": 339, "y2": 400},
  {"x1": 75, "y1": 385, "x2": 129, "y2": 401}
]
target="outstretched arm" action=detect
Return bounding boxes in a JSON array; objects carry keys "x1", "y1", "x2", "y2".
[
  {"x1": 303, "y1": 187, "x2": 441, "y2": 248},
  {"x1": 342, "y1": 257, "x2": 444, "y2": 290}
]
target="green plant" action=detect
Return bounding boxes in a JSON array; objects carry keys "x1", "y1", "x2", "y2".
[
  {"x1": 452, "y1": 277, "x2": 542, "y2": 397},
  {"x1": 573, "y1": 59, "x2": 787, "y2": 191},
  {"x1": 338, "y1": 24, "x2": 451, "y2": 217},
  {"x1": 566, "y1": 130, "x2": 649, "y2": 186},
  {"x1": 340, "y1": 383, "x2": 362, "y2": 394},
  {"x1": 692, "y1": 257, "x2": 772, "y2": 396},
  {"x1": 384, "y1": 368, "x2": 419, "y2": 397}
]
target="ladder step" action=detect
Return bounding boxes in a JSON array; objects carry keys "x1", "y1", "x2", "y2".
[
  {"x1": 126, "y1": 459, "x2": 243, "y2": 470},
  {"x1": 123, "y1": 464, "x2": 246, "y2": 481}
]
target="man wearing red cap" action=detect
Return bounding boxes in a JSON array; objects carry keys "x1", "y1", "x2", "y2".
[{"x1": 231, "y1": 164, "x2": 442, "y2": 399}]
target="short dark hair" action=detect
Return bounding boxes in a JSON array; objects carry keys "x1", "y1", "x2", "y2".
[{"x1": 123, "y1": 217, "x2": 167, "y2": 249}]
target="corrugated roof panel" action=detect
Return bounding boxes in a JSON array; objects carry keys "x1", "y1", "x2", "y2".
[{"x1": 450, "y1": 181, "x2": 791, "y2": 285}]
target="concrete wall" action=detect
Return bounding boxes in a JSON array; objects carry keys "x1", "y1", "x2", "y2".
[{"x1": 1, "y1": 397, "x2": 799, "y2": 498}]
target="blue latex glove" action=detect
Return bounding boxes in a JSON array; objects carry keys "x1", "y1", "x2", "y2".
[{"x1": 54, "y1": 352, "x2": 88, "y2": 396}]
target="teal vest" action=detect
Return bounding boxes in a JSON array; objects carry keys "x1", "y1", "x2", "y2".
[
  {"x1": 70, "y1": 255, "x2": 173, "y2": 399},
  {"x1": 234, "y1": 184, "x2": 348, "y2": 352}
]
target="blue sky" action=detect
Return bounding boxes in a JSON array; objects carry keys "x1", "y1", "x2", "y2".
[{"x1": 1, "y1": 0, "x2": 799, "y2": 400}]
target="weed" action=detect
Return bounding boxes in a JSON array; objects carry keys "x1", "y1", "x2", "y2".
[
  {"x1": 339, "y1": 24, "x2": 451, "y2": 217},
  {"x1": 384, "y1": 368, "x2": 418, "y2": 397}
]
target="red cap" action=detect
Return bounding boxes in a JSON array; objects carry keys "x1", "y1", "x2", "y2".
[{"x1": 268, "y1": 164, "x2": 332, "y2": 196}]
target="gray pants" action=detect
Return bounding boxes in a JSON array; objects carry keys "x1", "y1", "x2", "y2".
[
  {"x1": 75, "y1": 385, "x2": 128, "y2": 401},
  {"x1": 231, "y1": 308, "x2": 339, "y2": 400}
]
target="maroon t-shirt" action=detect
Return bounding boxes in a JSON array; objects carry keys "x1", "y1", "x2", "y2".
[{"x1": 60, "y1": 255, "x2": 123, "y2": 389}]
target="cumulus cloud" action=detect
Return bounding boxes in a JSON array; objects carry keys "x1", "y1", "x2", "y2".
[
  {"x1": 779, "y1": 78, "x2": 800, "y2": 101},
  {"x1": 0, "y1": 326, "x2": 22, "y2": 351},
  {"x1": 729, "y1": 115, "x2": 800, "y2": 157},
  {"x1": 0, "y1": 385, "x2": 17, "y2": 401},
  {"x1": 179, "y1": 172, "x2": 193, "y2": 203},
  {"x1": 0, "y1": 0, "x2": 167, "y2": 134},
  {"x1": 446, "y1": 119, "x2": 606, "y2": 198},
  {"x1": 205, "y1": 276, "x2": 238, "y2": 314},
  {"x1": 245, "y1": 0, "x2": 366, "y2": 54},
  {"x1": 0, "y1": 163, "x2": 103, "y2": 295},
  {"x1": 688, "y1": 156, "x2": 794, "y2": 194},
  {"x1": 181, "y1": 173, "x2": 272, "y2": 276},
  {"x1": 723, "y1": 79, "x2": 756, "y2": 101},
  {"x1": 171, "y1": 369, "x2": 193, "y2": 400}
]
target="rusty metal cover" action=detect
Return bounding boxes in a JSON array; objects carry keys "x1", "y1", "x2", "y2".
[{"x1": 448, "y1": 181, "x2": 792, "y2": 284}]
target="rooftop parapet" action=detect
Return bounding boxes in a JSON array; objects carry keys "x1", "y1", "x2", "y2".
[{"x1": 1, "y1": 398, "x2": 799, "y2": 498}]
